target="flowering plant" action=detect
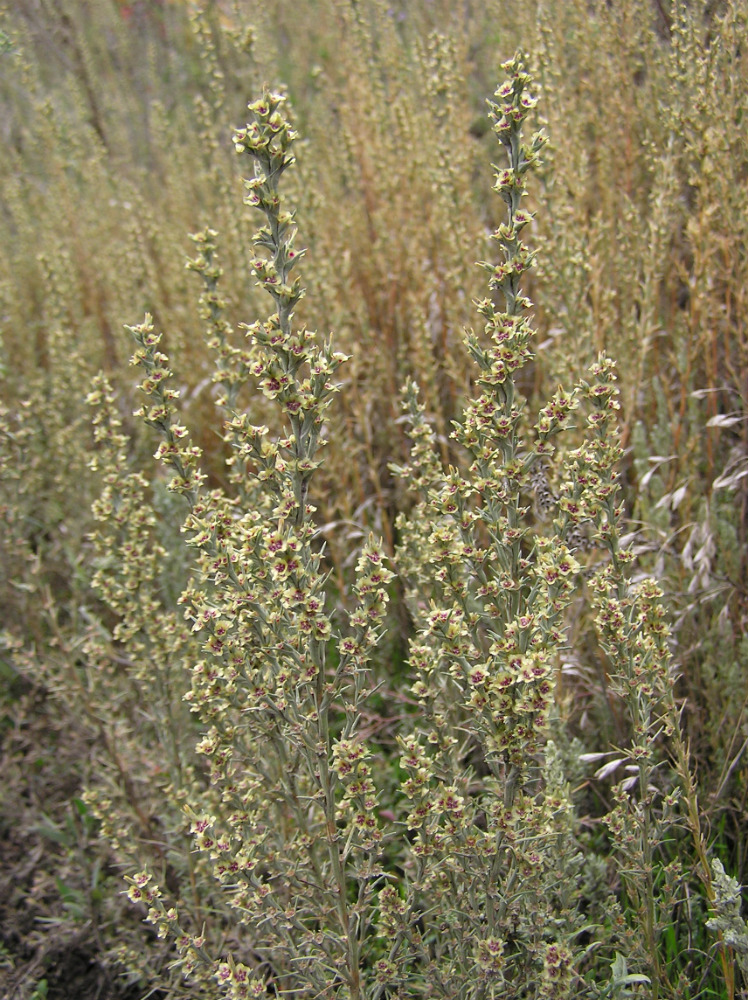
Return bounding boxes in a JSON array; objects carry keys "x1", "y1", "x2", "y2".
[{"x1": 81, "y1": 52, "x2": 736, "y2": 1000}]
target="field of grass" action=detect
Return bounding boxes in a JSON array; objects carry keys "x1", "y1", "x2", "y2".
[{"x1": 1, "y1": 1, "x2": 748, "y2": 998}]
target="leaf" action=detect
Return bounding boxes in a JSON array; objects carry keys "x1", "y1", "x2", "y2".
[
  {"x1": 713, "y1": 467, "x2": 748, "y2": 490},
  {"x1": 31, "y1": 816, "x2": 69, "y2": 846},
  {"x1": 639, "y1": 467, "x2": 659, "y2": 488},
  {"x1": 611, "y1": 952, "x2": 629, "y2": 981},
  {"x1": 640, "y1": 455, "x2": 675, "y2": 488},
  {"x1": 609, "y1": 952, "x2": 651, "y2": 994},
  {"x1": 55, "y1": 879, "x2": 87, "y2": 920},
  {"x1": 670, "y1": 483, "x2": 688, "y2": 509},
  {"x1": 706, "y1": 413, "x2": 745, "y2": 428},
  {"x1": 595, "y1": 757, "x2": 626, "y2": 781}
]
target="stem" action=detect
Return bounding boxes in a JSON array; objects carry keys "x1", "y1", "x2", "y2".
[{"x1": 315, "y1": 660, "x2": 360, "y2": 999}]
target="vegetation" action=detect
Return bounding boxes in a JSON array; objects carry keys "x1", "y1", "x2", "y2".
[{"x1": 1, "y1": 1, "x2": 747, "y2": 998}]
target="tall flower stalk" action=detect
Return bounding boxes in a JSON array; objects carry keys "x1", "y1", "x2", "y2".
[
  {"x1": 118, "y1": 92, "x2": 394, "y2": 999},
  {"x1": 389, "y1": 52, "x2": 603, "y2": 998}
]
